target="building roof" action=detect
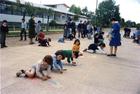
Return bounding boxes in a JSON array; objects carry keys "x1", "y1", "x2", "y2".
[
  {"x1": 6, "y1": 0, "x2": 88, "y2": 18},
  {"x1": 45, "y1": 3, "x2": 70, "y2": 8}
]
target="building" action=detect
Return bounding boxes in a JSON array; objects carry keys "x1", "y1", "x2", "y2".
[{"x1": 0, "y1": 0, "x2": 88, "y2": 28}]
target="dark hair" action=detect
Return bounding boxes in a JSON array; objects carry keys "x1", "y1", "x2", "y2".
[
  {"x1": 38, "y1": 20, "x2": 41, "y2": 23},
  {"x1": 22, "y1": 19, "x2": 25, "y2": 21},
  {"x1": 43, "y1": 55, "x2": 53, "y2": 65},
  {"x1": 48, "y1": 38, "x2": 51, "y2": 42},
  {"x1": 111, "y1": 18, "x2": 117, "y2": 21},
  {"x1": 55, "y1": 50, "x2": 65, "y2": 60},
  {"x1": 99, "y1": 43, "x2": 106, "y2": 48},
  {"x1": 74, "y1": 39, "x2": 80, "y2": 45},
  {"x1": 2, "y1": 20, "x2": 7, "y2": 23},
  {"x1": 73, "y1": 51, "x2": 79, "y2": 58}
]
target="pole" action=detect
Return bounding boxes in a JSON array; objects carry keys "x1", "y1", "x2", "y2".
[{"x1": 95, "y1": 0, "x2": 98, "y2": 26}]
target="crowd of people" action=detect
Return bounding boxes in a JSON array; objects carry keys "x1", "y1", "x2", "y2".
[{"x1": 0, "y1": 16, "x2": 139, "y2": 81}]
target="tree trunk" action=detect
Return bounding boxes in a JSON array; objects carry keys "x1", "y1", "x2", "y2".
[{"x1": 46, "y1": 16, "x2": 49, "y2": 32}]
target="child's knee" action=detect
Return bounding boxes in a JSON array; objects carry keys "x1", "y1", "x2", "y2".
[{"x1": 26, "y1": 73, "x2": 35, "y2": 78}]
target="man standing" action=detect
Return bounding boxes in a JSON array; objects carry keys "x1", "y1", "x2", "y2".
[{"x1": 20, "y1": 19, "x2": 27, "y2": 41}]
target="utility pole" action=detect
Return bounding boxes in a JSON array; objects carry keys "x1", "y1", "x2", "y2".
[{"x1": 95, "y1": 0, "x2": 98, "y2": 26}]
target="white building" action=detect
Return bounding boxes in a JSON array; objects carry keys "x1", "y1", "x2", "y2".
[{"x1": 0, "y1": 0, "x2": 88, "y2": 25}]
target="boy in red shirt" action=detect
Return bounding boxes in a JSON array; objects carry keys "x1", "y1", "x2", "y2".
[{"x1": 38, "y1": 30, "x2": 51, "y2": 46}]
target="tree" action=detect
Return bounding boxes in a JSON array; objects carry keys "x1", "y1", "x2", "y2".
[
  {"x1": 25, "y1": 2, "x2": 35, "y2": 16},
  {"x1": 46, "y1": 8, "x2": 54, "y2": 32},
  {"x1": 69, "y1": 4, "x2": 81, "y2": 15},
  {"x1": 96, "y1": 0, "x2": 121, "y2": 27},
  {"x1": 82, "y1": 6, "x2": 88, "y2": 16}
]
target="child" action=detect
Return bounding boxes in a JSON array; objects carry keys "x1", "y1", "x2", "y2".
[
  {"x1": 55, "y1": 50, "x2": 82, "y2": 66},
  {"x1": 83, "y1": 42, "x2": 106, "y2": 54},
  {"x1": 94, "y1": 32, "x2": 104, "y2": 45},
  {"x1": 16, "y1": 55, "x2": 53, "y2": 81},
  {"x1": 51, "y1": 51, "x2": 66, "y2": 73},
  {"x1": 58, "y1": 37, "x2": 65, "y2": 43},
  {"x1": 0, "y1": 20, "x2": 9, "y2": 48},
  {"x1": 38, "y1": 30, "x2": 51, "y2": 46}
]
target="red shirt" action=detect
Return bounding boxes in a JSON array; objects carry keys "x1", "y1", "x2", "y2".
[{"x1": 38, "y1": 32, "x2": 45, "y2": 40}]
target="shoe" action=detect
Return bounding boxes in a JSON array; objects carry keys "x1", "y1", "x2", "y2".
[
  {"x1": 107, "y1": 54, "x2": 113, "y2": 56},
  {"x1": 112, "y1": 54, "x2": 116, "y2": 56},
  {"x1": 16, "y1": 71, "x2": 22, "y2": 77},
  {"x1": 1, "y1": 46, "x2": 4, "y2": 48},
  {"x1": 4, "y1": 45, "x2": 8, "y2": 47},
  {"x1": 29, "y1": 42, "x2": 35, "y2": 44},
  {"x1": 16, "y1": 70, "x2": 25, "y2": 77}
]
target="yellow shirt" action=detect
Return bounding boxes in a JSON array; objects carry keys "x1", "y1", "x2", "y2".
[{"x1": 72, "y1": 44, "x2": 80, "y2": 52}]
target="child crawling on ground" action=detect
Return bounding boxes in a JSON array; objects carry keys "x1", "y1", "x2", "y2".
[
  {"x1": 38, "y1": 30, "x2": 51, "y2": 46},
  {"x1": 51, "y1": 51, "x2": 67, "y2": 73},
  {"x1": 83, "y1": 42, "x2": 106, "y2": 54},
  {"x1": 55, "y1": 50, "x2": 83, "y2": 66},
  {"x1": 16, "y1": 55, "x2": 53, "y2": 81}
]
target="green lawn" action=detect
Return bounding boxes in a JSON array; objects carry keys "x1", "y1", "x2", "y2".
[{"x1": 7, "y1": 29, "x2": 64, "y2": 37}]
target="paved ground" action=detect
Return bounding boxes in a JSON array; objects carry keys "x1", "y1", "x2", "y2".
[{"x1": 1, "y1": 32, "x2": 140, "y2": 94}]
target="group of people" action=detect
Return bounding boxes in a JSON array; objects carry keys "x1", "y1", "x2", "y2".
[
  {"x1": 132, "y1": 27, "x2": 140, "y2": 44},
  {"x1": 15, "y1": 18, "x2": 123, "y2": 81},
  {"x1": 123, "y1": 27, "x2": 140, "y2": 44},
  {"x1": 0, "y1": 15, "x2": 52, "y2": 48},
  {"x1": 16, "y1": 39, "x2": 82, "y2": 81},
  {"x1": 63, "y1": 19, "x2": 94, "y2": 40}
]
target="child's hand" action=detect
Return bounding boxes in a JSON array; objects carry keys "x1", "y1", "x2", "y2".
[
  {"x1": 41, "y1": 76, "x2": 49, "y2": 81},
  {"x1": 47, "y1": 76, "x2": 51, "y2": 79},
  {"x1": 60, "y1": 71, "x2": 63, "y2": 74}
]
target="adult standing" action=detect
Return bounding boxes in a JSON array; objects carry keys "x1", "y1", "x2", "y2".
[
  {"x1": 20, "y1": 19, "x2": 27, "y2": 41},
  {"x1": 35, "y1": 20, "x2": 41, "y2": 41},
  {"x1": 107, "y1": 18, "x2": 121, "y2": 56},
  {"x1": 77, "y1": 20, "x2": 83, "y2": 38},
  {"x1": 0, "y1": 20, "x2": 9, "y2": 48},
  {"x1": 28, "y1": 15, "x2": 35, "y2": 44},
  {"x1": 71, "y1": 20, "x2": 76, "y2": 38},
  {"x1": 63, "y1": 21, "x2": 68, "y2": 39}
]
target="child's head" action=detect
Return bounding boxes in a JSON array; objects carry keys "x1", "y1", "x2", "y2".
[
  {"x1": 74, "y1": 39, "x2": 80, "y2": 46},
  {"x1": 2, "y1": 20, "x2": 8, "y2": 26},
  {"x1": 72, "y1": 51, "x2": 79, "y2": 58},
  {"x1": 42, "y1": 55, "x2": 53, "y2": 66},
  {"x1": 55, "y1": 50, "x2": 65, "y2": 60},
  {"x1": 48, "y1": 38, "x2": 51, "y2": 42},
  {"x1": 99, "y1": 43, "x2": 106, "y2": 49}
]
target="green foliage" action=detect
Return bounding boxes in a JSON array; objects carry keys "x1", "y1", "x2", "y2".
[
  {"x1": 73, "y1": 15, "x2": 79, "y2": 21},
  {"x1": 69, "y1": 4, "x2": 81, "y2": 15},
  {"x1": 96, "y1": 0, "x2": 121, "y2": 27},
  {"x1": 25, "y1": 2, "x2": 35, "y2": 16},
  {"x1": 49, "y1": 20, "x2": 56, "y2": 26},
  {"x1": 82, "y1": 6, "x2": 88, "y2": 16}
]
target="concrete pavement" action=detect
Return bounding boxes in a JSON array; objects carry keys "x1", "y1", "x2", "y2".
[{"x1": 1, "y1": 33, "x2": 140, "y2": 94}]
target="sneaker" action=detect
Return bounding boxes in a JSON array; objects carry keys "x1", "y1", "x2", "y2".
[
  {"x1": 16, "y1": 70, "x2": 25, "y2": 77},
  {"x1": 16, "y1": 71, "x2": 22, "y2": 77}
]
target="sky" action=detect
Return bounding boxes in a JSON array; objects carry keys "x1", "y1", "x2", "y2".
[{"x1": 18, "y1": 0, "x2": 140, "y2": 23}]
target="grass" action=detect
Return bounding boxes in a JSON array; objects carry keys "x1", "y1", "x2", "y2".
[{"x1": 7, "y1": 29, "x2": 64, "y2": 37}]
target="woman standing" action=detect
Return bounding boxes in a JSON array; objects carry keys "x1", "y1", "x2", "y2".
[
  {"x1": 107, "y1": 18, "x2": 121, "y2": 56},
  {"x1": 28, "y1": 15, "x2": 35, "y2": 44}
]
